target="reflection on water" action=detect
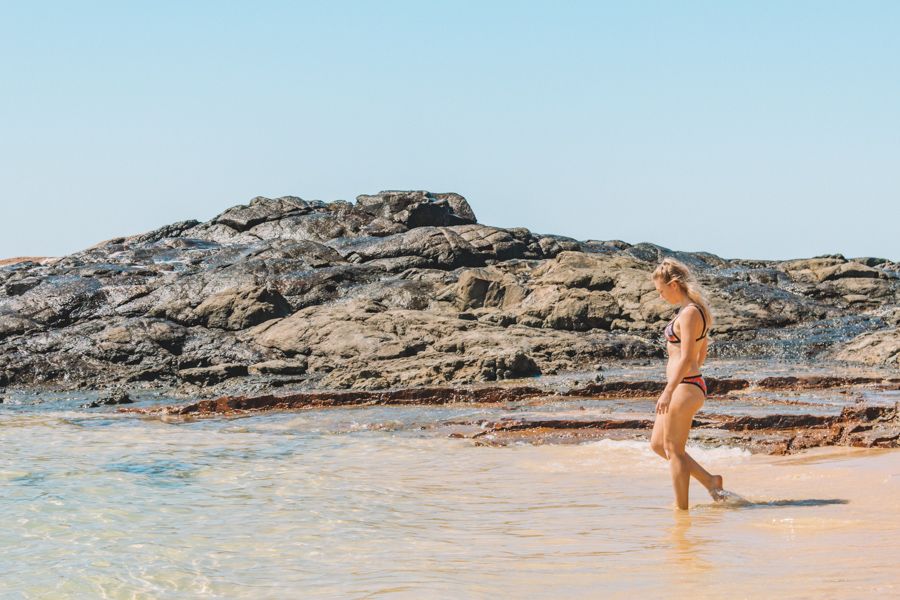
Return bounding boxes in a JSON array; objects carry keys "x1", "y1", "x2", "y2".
[
  {"x1": 0, "y1": 404, "x2": 897, "y2": 598},
  {"x1": 667, "y1": 513, "x2": 717, "y2": 580}
]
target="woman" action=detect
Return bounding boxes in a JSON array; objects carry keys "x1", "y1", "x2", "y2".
[{"x1": 650, "y1": 258, "x2": 724, "y2": 509}]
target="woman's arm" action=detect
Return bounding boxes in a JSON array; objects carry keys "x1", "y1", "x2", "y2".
[{"x1": 657, "y1": 309, "x2": 702, "y2": 412}]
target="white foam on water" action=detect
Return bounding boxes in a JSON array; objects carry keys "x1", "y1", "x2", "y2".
[
  {"x1": 584, "y1": 438, "x2": 751, "y2": 464},
  {"x1": 520, "y1": 439, "x2": 752, "y2": 475}
]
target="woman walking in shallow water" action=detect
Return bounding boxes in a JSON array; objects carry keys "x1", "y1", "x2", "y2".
[{"x1": 650, "y1": 258, "x2": 724, "y2": 509}]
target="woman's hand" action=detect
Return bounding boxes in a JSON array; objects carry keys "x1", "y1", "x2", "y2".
[{"x1": 656, "y1": 390, "x2": 673, "y2": 414}]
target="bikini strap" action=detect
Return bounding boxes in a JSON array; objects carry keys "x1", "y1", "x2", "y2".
[{"x1": 685, "y1": 303, "x2": 707, "y2": 340}]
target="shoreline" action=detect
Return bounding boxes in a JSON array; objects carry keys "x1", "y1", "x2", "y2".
[{"x1": 102, "y1": 371, "x2": 900, "y2": 456}]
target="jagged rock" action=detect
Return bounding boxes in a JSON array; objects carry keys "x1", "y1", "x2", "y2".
[
  {"x1": 829, "y1": 328, "x2": 900, "y2": 367},
  {"x1": 476, "y1": 352, "x2": 540, "y2": 381},
  {"x1": 531, "y1": 251, "x2": 616, "y2": 290},
  {"x1": 92, "y1": 319, "x2": 187, "y2": 361},
  {"x1": 7, "y1": 276, "x2": 106, "y2": 327},
  {"x1": 193, "y1": 286, "x2": 292, "y2": 330},
  {"x1": 544, "y1": 289, "x2": 620, "y2": 331},
  {"x1": 213, "y1": 196, "x2": 317, "y2": 232},
  {"x1": 822, "y1": 277, "x2": 897, "y2": 301},
  {"x1": 778, "y1": 255, "x2": 884, "y2": 283},
  {"x1": 1, "y1": 189, "x2": 897, "y2": 391},
  {"x1": 453, "y1": 224, "x2": 530, "y2": 260},
  {"x1": 82, "y1": 388, "x2": 134, "y2": 408},
  {"x1": 4, "y1": 277, "x2": 42, "y2": 296},
  {"x1": 0, "y1": 311, "x2": 36, "y2": 339},
  {"x1": 336, "y1": 226, "x2": 488, "y2": 269},
  {"x1": 853, "y1": 257, "x2": 891, "y2": 268},
  {"x1": 248, "y1": 358, "x2": 308, "y2": 376},
  {"x1": 129, "y1": 220, "x2": 201, "y2": 245},
  {"x1": 455, "y1": 268, "x2": 527, "y2": 311},
  {"x1": 355, "y1": 190, "x2": 476, "y2": 227},
  {"x1": 177, "y1": 364, "x2": 248, "y2": 384}
]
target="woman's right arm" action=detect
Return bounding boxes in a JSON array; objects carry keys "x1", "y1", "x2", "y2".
[{"x1": 699, "y1": 337, "x2": 709, "y2": 366}]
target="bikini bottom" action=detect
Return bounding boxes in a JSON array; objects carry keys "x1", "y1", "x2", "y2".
[{"x1": 680, "y1": 374, "x2": 707, "y2": 396}]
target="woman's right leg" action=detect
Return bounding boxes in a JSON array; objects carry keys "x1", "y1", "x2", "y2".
[{"x1": 650, "y1": 402, "x2": 721, "y2": 493}]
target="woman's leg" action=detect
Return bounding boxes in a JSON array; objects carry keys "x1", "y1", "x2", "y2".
[
  {"x1": 650, "y1": 412, "x2": 667, "y2": 459},
  {"x1": 664, "y1": 386, "x2": 718, "y2": 509},
  {"x1": 651, "y1": 394, "x2": 722, "y2": 494}
]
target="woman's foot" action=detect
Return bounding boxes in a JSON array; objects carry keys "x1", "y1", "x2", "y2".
[{"x1": 708, "y1": 475, "x2": 725, "y2": 501}]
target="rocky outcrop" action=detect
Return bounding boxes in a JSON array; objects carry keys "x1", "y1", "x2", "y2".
[
  {"x1": 1, "y1": 191, "x2": 897, "y2": 392},
  {"x1": 829, "y1": 328, "x2": 900, "y2": 368}
]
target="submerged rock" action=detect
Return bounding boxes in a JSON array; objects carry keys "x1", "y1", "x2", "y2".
[{"x1": 81, "y1": 388, "x2": 134, "y2": 408}]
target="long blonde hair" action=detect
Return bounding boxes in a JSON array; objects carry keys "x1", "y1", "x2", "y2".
[{"x1": 652, "y1": 258, "x2": 714, "y2": 332}]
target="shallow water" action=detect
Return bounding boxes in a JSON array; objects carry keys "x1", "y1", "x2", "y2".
[{"x1": 1, "y1": 402, "x2": 898, "y2": 598}]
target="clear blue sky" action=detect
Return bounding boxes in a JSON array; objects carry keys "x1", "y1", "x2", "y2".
[{"x1": 2, "y1": 1, "x2": 897, "y2": 261}]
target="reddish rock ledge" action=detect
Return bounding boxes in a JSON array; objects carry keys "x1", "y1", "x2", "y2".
[
  {"x1": 124, "y1": 374, "x2": 898, "y2": 418},
  {"x1": 120, "y1": 375, "x2": 900, "y2": 454},
  {"x1": 466, "y1": 404, "x2": 900, "y2": 455}
]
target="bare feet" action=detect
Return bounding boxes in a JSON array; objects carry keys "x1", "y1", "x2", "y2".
[{"x1": 708, "y1": 475, "x2": 725, "y2": 501}]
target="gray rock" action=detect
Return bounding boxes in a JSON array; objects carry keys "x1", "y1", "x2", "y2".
[
  {"x1": 248, "y1": 358, "x2": 309, "y2": 376},
  {"x1": 177, "y1": 364, "x2": 249, "y2": 385},
  {"x1": 1, "y1": 189, "x2": 897, "y2": 392},
  {"x1": 355, "y1": 190, "x2": 476, "y2": 227}
]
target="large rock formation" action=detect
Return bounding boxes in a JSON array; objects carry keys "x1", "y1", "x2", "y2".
[{"x1": 0, "y1": 190, "x2": 897, "y2": 392}]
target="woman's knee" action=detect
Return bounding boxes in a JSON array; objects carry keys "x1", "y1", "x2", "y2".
[
  {"x1": 663, "y1": 438, "x2": 686, "y2": 458},
  {"x1": 650, "y1": 438, "x2": 667, "y2": 458}
]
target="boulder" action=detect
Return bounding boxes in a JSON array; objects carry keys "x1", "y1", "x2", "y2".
[
  {"x1": 213, "y1": 196, "x2": 317, "y2": 232},
  {"x1": 830, "y1": 328, "x2": 900, "y2": 367},
  {"x1": 193, "y1": 286, "x2": 292, "y2": 330},
  {"x1": 82, "y1": 388, "x2": 134, "y2": 408},
  {"x1": 355, "y1": 191, "x2": 476, "y2": 227},
  {"x1": 455, "y1": 268, "x2": 527, "y2": 311},
  {"x1": 476, "y1": 351, "x2": 540, "y2": 381},
  {"x1": 544, "y1": 289, "x2": 620, "y2": 331}
]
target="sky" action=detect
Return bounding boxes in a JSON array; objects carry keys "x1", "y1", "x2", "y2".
[{"x1": 1, "y1": 1, "x2": 897, "y2": 261}]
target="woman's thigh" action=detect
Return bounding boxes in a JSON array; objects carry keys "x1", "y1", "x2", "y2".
[{"x1": 664, "y1": 384, "x2": 705, "y2": 451}]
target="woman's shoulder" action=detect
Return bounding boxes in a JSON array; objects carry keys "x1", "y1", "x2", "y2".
[
  {"x1": 680, "y1": 303, "x2": 704, "y2": 316},
  {"x1": 684, "y1": 303, "x2": 708, "y2": 318}
]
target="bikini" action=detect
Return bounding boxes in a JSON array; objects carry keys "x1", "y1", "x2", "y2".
[{"x1": 663, "y1": 303, "x2": 708, "y2": 396}]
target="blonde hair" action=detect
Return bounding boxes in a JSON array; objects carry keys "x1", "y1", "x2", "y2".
[{"x1": 652, "y1": 258, "x2": 714, "y2": 332}]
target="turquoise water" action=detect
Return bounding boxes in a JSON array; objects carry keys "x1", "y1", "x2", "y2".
[{"x1": 0, "y1": 394, "x2": 898, "y2": 598}]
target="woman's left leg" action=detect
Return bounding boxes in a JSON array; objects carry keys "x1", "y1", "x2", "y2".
[{"x1": 664, "y1": 385, "x2": 707, "y2": 510}]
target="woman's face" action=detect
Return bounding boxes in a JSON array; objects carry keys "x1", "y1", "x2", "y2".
[{"x1": 653, "y1": 277, "x2": 678, "y2": 304}]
